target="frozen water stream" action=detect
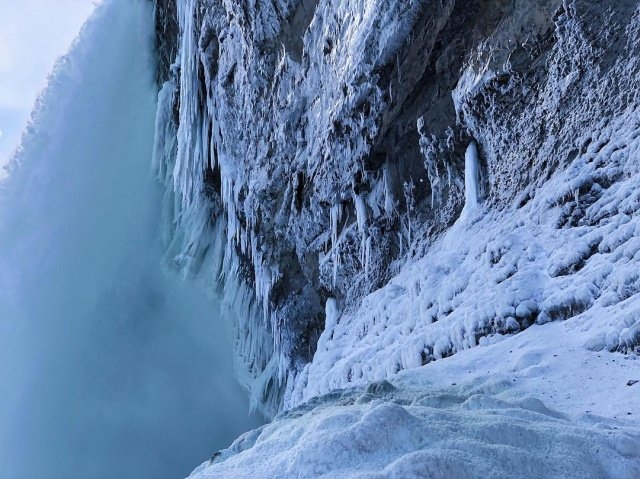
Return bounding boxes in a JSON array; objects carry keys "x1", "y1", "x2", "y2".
[{"x1": 0, "y1": 1, "x2": 261, "y2": 478}]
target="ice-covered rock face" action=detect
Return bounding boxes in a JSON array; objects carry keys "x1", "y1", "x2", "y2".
[{"x1": 152, "y1": 0, "x2": 640, "y2": 414}]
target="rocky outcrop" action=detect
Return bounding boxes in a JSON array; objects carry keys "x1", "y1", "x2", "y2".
[{"x1": 152, "y1": 0, "x2": 640, "y2": 414}]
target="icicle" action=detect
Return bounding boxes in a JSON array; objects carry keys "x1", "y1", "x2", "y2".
[
  {"x1": 383, "y1": 166, "x2": 394, "y2": 216},
  {"x1": 364, "y1": 235, "x2": 372, "y2": 277},
  {"x1": 151, "y1": 81, "x2": 176, "y2": 180},
  {"x1": 330, "y1": 203, "x2": 343, "y2": 286},
  {"x1": 456, "y1": 141, "x2": 481, "y2": 222},
  {"x1": 464, "y1": 141, "x2": 480, "y2": 210},
  {"x1": 354, "y1": 193, "x2": 368, "y2": 267},
  {"x1": 151, "y1": 0, "x2": 289, "y2": 418},
  {"x1": 326, "y1": 298, "x2": 340, "y2": 329}
]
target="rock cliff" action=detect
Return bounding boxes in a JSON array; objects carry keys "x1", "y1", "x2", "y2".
[{"x1": 152, "y1": 0, "x2": 640, "y2": 415}]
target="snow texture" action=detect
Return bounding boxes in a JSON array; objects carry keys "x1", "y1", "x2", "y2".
[
  {"x1": 193, "y1": 400, "x2": 638, "y2": 479},
  {"x1": 146, "y1": 0, "x2": 640, "y2": 475},
  {"x1": 292, "y1": 114, "x2": 640, "y2": 404},
  {"x1": 153, "y1": 0, "x2": 640, "y2": 423},
  {"x1": 190, "y1": 338, "x2": 640, "y2": 478}
]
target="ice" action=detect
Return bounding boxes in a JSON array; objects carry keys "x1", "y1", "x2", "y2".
[
  {"x1": 463, "y1": 141, "x2": 480, "y2": 213},
  {"x1": 146, "y1": 0, "x2": 640, "y2": 422},
  {"x1": 292, "y1": 97, "x2": 640, "y2": 408},
  {"x1": 151, "y1": 0, "x2": 293, "y2": 413},
  {"x1": 142, "y1": 1, "x2": 640, "y2": 475}
]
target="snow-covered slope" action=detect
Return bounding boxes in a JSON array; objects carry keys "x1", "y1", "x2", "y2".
[
  {"x1": 191, "y1": 321, "x2": 640, "y2": 477},
  {"x1": 291, "y1": 105, "x2": 640, "y2": 402}
]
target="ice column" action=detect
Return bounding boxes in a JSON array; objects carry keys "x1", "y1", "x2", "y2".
[{"x1": 464, "y1": 141, "x2": 480, "y2": 213}]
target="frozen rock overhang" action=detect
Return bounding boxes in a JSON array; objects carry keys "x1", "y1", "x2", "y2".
[{"x1": 151, "y1": 0, "x2": 640, "y2": 414}]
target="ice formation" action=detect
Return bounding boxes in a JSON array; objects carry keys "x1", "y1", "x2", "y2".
[
  {"x1": 147, "y1": 0, "x2": 640, "y2": 475},
  {"x1": 152, "y1": 0, "x2": 640, "y2": 415},
  {"x1": 1, "y1": 0, "x2": 639, "y2": 475},
  {"x1": 462, "y1": 141, "x2": 480, "y2": 215}
]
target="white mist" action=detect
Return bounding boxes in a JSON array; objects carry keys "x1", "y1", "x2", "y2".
[{"x1": 0, "y1": 1, "x2": 261, "y2": 478}]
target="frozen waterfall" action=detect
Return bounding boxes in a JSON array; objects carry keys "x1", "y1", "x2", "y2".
[{"x1": 0, "y1": 1, "x2": 261, "y2": 478}]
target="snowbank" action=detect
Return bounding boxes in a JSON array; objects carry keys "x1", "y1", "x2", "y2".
[{"x1": 191, "y1": 356, "x2": 640, "y2": 478}]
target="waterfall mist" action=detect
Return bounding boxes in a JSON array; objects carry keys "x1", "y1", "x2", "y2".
[{"x1": 0, "y1": 1, "x2": 262, "y2": 478}]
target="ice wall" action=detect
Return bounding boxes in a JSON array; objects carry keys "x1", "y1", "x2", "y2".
[{"x1": 0, "y1": 1, "x2": 261, "y2": 478}]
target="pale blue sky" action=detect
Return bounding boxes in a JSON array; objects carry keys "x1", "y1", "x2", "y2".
[{"x1": 0, "y1": 0, "x2": 96, "y2": 171}]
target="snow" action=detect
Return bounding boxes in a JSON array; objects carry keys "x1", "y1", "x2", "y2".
[
  {"x1": 213, "y1": 168, "x2": 640, "y2": 478},
  {"x1": 149, "y1": 2, "x2": 640, "y2": 473},
  {"x1": 189, "y1": 323, "x2": 640, "y2": 478},
  {"x1": 133, "y1": 1, "x2": 640, "y2": 475},
  {"x1": 418, "y1": 323, "x2": 640, "y2": 423},
  {"x1": 290, "y1": 97, "x2": 640, "y2": 408},
  {"x1": 148, "y1": 0, "x2": 640, "y2": 424}
]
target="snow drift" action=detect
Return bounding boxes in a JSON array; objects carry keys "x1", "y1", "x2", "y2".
[{"x1": 190, "y1": 375, "x2": 640, "y2": 479}]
